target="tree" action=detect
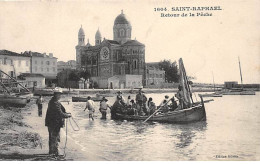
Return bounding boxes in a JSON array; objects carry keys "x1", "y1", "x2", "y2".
[
  {"x1": 159, "y1": 59, "x2": 179, "y2": 83},
  {"x1": 68, "y1": 70, "x2": 80, "y2": 81}
]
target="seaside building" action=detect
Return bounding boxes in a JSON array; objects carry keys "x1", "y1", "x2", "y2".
[
  {"x1": 57, "y1": 60, "x2": 76, "y2": 73},
  {"x1": 76, "y1": 10, "x2": 145, "y2": 89},
  {"x1": 0, "y1": 50, "x2": 31, "y2": 78},
  {"x1": 23, "y1": 51, "x2": 58, "y2": 86},
  {"x1": 145, "y1": 62, "x2": 165, "y2": 88}
]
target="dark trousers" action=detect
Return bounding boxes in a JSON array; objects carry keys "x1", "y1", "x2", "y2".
[
  {"x1": 38, "y1": 104, "x2": 43, "y2": 117},
  {"x1": 48, "y1": 126, "x2": 61, "y2": 156},
  {"x1": 101, "y1": 111, "x2": 107, "y2": 119}
]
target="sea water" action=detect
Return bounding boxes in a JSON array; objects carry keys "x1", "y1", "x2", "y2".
[{"x1": 47, "y1": 92, "x2": 260, "y2": 160}]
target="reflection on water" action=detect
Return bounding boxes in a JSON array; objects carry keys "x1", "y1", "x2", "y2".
[{"x1": 41, "y1": 92, "x2": 260, "y2": 160}]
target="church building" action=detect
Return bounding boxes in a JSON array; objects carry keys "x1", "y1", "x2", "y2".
[{"x1": 76, "y1": 10, "x2": 145, "y2": 89}]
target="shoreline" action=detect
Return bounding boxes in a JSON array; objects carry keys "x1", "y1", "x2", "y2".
[{"x1": 0, "y1": 99, "x2": 87, "y2": 161}]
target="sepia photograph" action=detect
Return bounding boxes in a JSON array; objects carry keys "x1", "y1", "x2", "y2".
[{"x1": 0, "y1": 0, "x2": 259, "y2": 161}]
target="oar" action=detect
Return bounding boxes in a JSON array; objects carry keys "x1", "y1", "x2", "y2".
[{"x1": 143, "y1": 97, "x2": 173, "y2": 123}]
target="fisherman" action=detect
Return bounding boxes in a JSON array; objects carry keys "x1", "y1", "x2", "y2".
[
  {"x1": 111, "y1": 94, "x2": 126, "y2": 118},
  {"x1": 169, "y1": 97, "x2": 178, "y2": 111},
  {"x1": 176, "y1": 85, "x2": 185, "y2": 109},
  {"x1": 45, "y1": 87, "x2": 71, "y2": 157},
  {"x1": 126, "y1": 95, "x2": 131, "y2": 107},
  {"x1": 116, "y1": 91, "x2": 126, "y2": 104},
  {"x1": 36, "y1": 95, "x2": 44, "y2": 117},
  {"x1": 159, "y1": 95, "x2": 170, "y2": 113},
  {"x1": 147, "y1": 97, "x2": 156, "y2": 115},
  {"x1": 130, "y1": 99, "x2": 137, "y2": 116},
  {"x1": 84, "y1": 96, "x2": 95, "y2": 121},
  {"x1": 135, "y1": 88, "x2": 147, "y2": 115},
  {"x1": 99, "y1": 97, "x2": 110, "y2": 119}
]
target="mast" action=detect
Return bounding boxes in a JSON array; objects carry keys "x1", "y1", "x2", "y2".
[
  {"x1": 212, "y1": 71, "x2": 215, "y2": 92},
  {"x1": 238, "y1": 56, "x2": 243, "y2": 90},
  {"x1": 178, "y1": 58, "x2": 193, "y2": 106}
]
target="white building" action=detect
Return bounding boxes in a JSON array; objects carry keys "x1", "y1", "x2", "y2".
[{"x1": 0, "y1": 50, "x2": 31, "y2": 77}]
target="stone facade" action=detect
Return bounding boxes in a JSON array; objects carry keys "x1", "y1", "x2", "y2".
[
  {"x1": 76, "y1": 11, "x2": 145, "y2": 89},
  {"x1": 57, "y1": 60, "x2": 76, "y2": 73}
]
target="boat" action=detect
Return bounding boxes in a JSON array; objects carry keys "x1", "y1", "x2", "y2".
[
  {"x1": 72, "y1": 96, "x2": 103, "y2": 102},
  {"x1": 33, "y1": 89, "x2": 54, "y2": 96},
  {"x1": 111, "y1": 58, "x2": 207, "y2": 123},
  {"x1": 199, "y1": 93, "x2": 223, "y2": 97},
  {"x1": 0, "y1": 70, "x2": 32, "y2": 107},
  {"x1": 0, "y1": 94, "x2": 28, "y2": 107}
]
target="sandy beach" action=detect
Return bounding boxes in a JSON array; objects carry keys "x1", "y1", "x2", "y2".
[{"x1": 0, "y1": 99, "x2": 86, "y2": 161}]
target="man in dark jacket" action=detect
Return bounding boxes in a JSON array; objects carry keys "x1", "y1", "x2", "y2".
[{"x1": 45, "y1": 87, "x2": 71, "y2": 157}]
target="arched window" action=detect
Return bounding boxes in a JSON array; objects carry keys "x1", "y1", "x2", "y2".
[
  {"x1": 120, "y1": 29, "x2": 125, "y2": 37},
  {"x1": 126, "y1": 29, "x2": 130, "y2": 37},
  {"x1": 114, "y1": 29, "x2": 117, "y2": 37}
]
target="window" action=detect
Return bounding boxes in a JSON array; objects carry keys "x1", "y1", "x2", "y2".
[
  {"x1": 134, "y1": 60, "x2": 137, "y2": 69},
  {"x1": 47, "y1": 68, "x2": 49, "y2": 72},
  {"x1": 53, "y1": 67, "x2": 55, "y2": 72},
  {"x1": 4, "y1": 58, "x2": 7, "y2": 65},
  {"x1": 41, "y1": 61, "x2": 43, "y2": 65},
  {"x1": 53, "y1": 61, "x2": 55, "y2": 65},
  {"x1": 46, "y1": 61, "x2": 50, "y2": 65},
  {"x1": 10, "y1": 60, "x2": 13, "y2": 65}
]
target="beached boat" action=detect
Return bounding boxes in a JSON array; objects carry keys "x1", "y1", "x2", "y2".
[
  {"x1": 0, "y1": 94, "x2": 28, "y2": 107},
  {"x1": 0, "y1": 70, "x2": 32, "y2": 107},
  {"x1": 33, "y1": 89, "x2": 54, "y2": 96},
  {"x1": 72, "y1": 96, "x2": 103, "y2": 102},
  {"x1": 199, "y1": 93, "x2": 223, "y2": 97},
  {"x1": 111, "y1": 58, "x2": 207, "y2": 123}
]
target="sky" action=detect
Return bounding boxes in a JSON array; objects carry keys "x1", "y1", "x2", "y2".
[{"x1": 0, "y1": 0, "x2": 259, "y2": 84}]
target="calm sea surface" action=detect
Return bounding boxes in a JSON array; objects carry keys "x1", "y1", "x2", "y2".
[{"x1": 50, "y1": 92, "x2": 260, "y2": 160}]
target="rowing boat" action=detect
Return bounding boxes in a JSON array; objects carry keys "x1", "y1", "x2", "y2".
[{"x1": 111, "y1": 58, "x2": 208, "y2": 123}]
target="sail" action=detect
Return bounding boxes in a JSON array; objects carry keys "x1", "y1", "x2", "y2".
[{"x1": 178, "y1": 58, "x2": 193, "y2": 107}]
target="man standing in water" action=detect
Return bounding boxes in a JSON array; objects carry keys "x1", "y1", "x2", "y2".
[
  {"x1": 45, "y1": 87, "x2": 71, "y2": 157},
  {"x1": 36, "y1": 95, "x2": 44, "y2": 117},
  {"x1": 84, "y1": 96, "x2": 95, "y2": 120},
  {"x1": 135, "y1": 88, "x2": 147, "y2": 115}
]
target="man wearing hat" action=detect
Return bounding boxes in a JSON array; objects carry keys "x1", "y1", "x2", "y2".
[
  {"x1": 135, "y1": 88, "x2": 147, "y2": 115},
  {"x1": 45, "y1": 87, "x2": 71, "y2": 157},
  {"x1": 84, "y1": 96, "x2": 95, "y2": 120},
  {"x1": 99, "y1": 97, "x2": 110, "y2": 119},
  {"x1": 159, "y1": 95, "x2": 170, "y2": 113}
]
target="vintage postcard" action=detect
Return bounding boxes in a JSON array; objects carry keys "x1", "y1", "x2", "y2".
[{"x1": 0, "y1": 0, "x2": 259, "y2": 161}]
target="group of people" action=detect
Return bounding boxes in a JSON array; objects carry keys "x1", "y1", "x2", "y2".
[
  {"x1": 42, "y1": 86, "x2": 187, "y2": 157},
  {"x1": 111, "y1": 88, "x2": 185, "y2": 117}
]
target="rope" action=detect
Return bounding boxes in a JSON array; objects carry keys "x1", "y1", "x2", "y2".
[
  {"x1": 62, "y1": 116, "x2": 80, "y2": 158},
  {"x1": 69, "y1": 117, "x2": 80, "y2": 131}
]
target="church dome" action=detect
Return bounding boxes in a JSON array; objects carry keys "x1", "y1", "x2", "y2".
[
  {"x1": 78, "y1": 25, "x2": 85, "y2": 36},
  {"x1": 114, "y1": 10, "x2": 131, "y2": 26}
]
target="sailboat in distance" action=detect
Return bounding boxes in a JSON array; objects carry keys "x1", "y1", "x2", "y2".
[{"x1": 221, "y1": 57, "x2": 255, "y2": 95}]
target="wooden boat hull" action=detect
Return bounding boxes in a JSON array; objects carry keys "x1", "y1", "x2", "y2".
[
  {"x1": 222, "y1": 91, "x2": 255, "y2": 95},
  {"x1": 199, "y1": 93, "x2": 223, "y2": 97},
  {"x1": 0, "y1": 95, "x2": 28, "y2": 107},
  {"x1": 113, "y1": 104, "x2": 206, "y2": 123},
  {"x1": 72, "y1": 96, "x2": 103, "y2": 102},
  {"x1": 33, "y1": 89, "x2": 54, "y2": 96}
]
